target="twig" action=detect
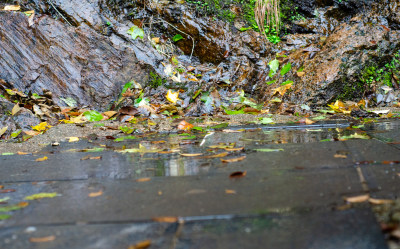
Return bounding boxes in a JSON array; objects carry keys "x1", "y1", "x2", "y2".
[
  {"x1": 159, "y1": 20, "x2": 195, "y2": 59},
  {"x1": 47, "y1": 0, "x2": 73, "y2": 26}
]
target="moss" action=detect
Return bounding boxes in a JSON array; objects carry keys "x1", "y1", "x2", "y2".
[{"x1": 148, "y1": 71, "x2": 166, "y2": 89}]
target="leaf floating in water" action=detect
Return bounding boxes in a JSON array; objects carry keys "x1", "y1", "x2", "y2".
[
  {"x1": 25, "y1": 192, "x2": 58, "y2": 200},
  {"x1": 152, "y1": 216, "x2": 178, "y2": 223},
  {"x1": 128, "y1": 240, "x2": 152, "y2": 249},
  {"x1": 29, "y1": 236, "x2": 56, "y2": 243},
  {"x1": 229, "y1": 171, "x2": 247, "y2": 179},
  {"x1": 35, "y1": 156, "x2": 48, "y2": 162},
  {"x1": 221, "y1": 156, "x2": 246, "y2": 163},
  {"x1": 344, "y1": 194, "x2": 369, "y2": 203},
  {"x1": 204, "y1": 152, "x2": 229, "y2": 158},
  {"x1": 225, "y1": 147, "x2": 244, "y2": 152},
  {"x1": 177, "y1": 120, "x2": 194, "y2": 131},
  {"x1": 88, "y1": 190, "x2": 103, "y2": 197}
]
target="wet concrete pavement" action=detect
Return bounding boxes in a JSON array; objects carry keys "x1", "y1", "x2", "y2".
[{"x1": 1, "y1": 120, "x2": 400, "y2": 248}]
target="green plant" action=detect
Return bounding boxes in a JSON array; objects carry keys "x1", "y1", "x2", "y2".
[
  {"x1": 255, "y1": 0, "x2": 280, "y2": 38},
  {"x1": 149, "y1": 71, "x2": 166, "y2": 88}
]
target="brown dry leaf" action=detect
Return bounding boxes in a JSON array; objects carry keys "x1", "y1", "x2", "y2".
[
  {"x1": 88, "y1": 190, "x2": 103, "y2": 197},
  {"x1": 136, "y1": 178, "x2": 151, "y2": 182},
  {"x1": 368, "y1": 198, "x2": 394, "y2": 205},
  {"x1": 225, "y1": 189, "x2": 236, "y2": 194},
  {"x1": 305, "y1": 118, "x2": 315, "y2": 125},
  {"x1": 229, "y1": 171, "x2": 247, "y2": 179},
  {"x1": 0, "y1": 189, "x2": 15, "y2": 193},
  {"x1": 221, "y1": 156, "x2": 246, "y2": 163},
  {"x1": 29, "y1": 235, "x2": 55, "y2": 243},
  {"x1": 103, "y1": 111, "x2": 117, "y2": 118},
  {"x1": 152, "y1": 216, "x2": 178, "y2": 223},
  {"x1": 334, "y1": 154, "x2": 347, "y2": 159},
  {"x1": 180, "y1": 153, "x2": 203, "y2": 157},
  {"x1": 18, "y1": 201, "x2": 29, "y2": 208},
  {"x1": 225, "y1": 147, "x2": 244, "y2": 152},
  {"x1": 344, "y1": 194, "x2": 370, "y2": 203},
  {"x1": 4, "y1": 5, "x2": 21, "y2": 11},
  {"x1": 35, "y1": 156, "x2": 48, "y2": 162},
  {"x1": 204, "y1": 152, "x2": 229, "y2": 158},
  {"x1": 24, "y1": 130, "x2": 41, "y2": 136},
  {"x1": 11, "y1": 104, "x2": 21, "y2": 116},
  {"x1": 273, "y1": 83, "x2": 293, "y2": 95},
  {"x1": 297, "y1": 71, "x2": 305, "y2": 77},
  {"x1": 128, "y1": 239, "x2": 152, "y2": 249},
  {"x1": 177, "y1": 120, "x2": 194, "y2": 131},
  {"x1": 151, "y1": 140, "x2": 166, "y2": 144},
  {"x1": 0, "y1": 185, "x2": 3, "y2": 189}
]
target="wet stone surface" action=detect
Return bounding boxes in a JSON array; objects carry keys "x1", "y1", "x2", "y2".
[{"x1": 1, "y1": 121, "x2": 400, "y2": 248}]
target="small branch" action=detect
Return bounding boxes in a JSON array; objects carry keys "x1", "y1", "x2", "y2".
[{"x1": 47, "y1": 0, "x2": 73, "y2": 26}]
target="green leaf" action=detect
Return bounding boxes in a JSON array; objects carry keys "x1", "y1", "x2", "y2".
[
  {"x1": 93, "y1": 123, "x2": 105, "y2": 127},
  {"x1": 25, "y1": 192, "x2": 58, "y2": 200},
  {"x1": 31, "y1": 93, "x2": 42, "y2": 99},
  {"x1": 312, "y1": 115, "x2": 326, "y2": 120},
  {"x1": 1, "y1": 153, "x2": 14, "y2": 156},
  {"x1": 280, "y1": 62, "x2": 292, "y2": 76},
  {"x1": 83, "y1": 111, "x2": 103, "y2": 122},
  {"x1": 181, "y1": 135, "x2": 196, "y2": 140},
  {"x1": 121, "y1": 81, "x2": 133, "y2": 95},
  {"x1": 173, "y1": 34, "x2": 183, "y2": 42},
  {"x1": 320, "y1": 138, "x2": 332, "y2": 142},
  {"x1": 259, "y1": 117, "x2": 274, "y2": 124},
  {"x1": 134, "y1": 97, "x2": 149, "y2": 107},
  {"x1": 0, "y1": 214, "x2": 11, "y2": 220},
  {"x1": 351, "y1": 125, "x2": 365, "y2": 129},
  {"x1": 119, "y1": 126, "x2": 135, "y2": 134},
  {"x1": 268, "y1": 59, "x2": 280, "y2": 77},
  {"x1": 0, "y1": 94, "x2": 5, "y2": 99},
  {"x1": 11, "y1": 130, "x2": 21, "y2": 138},
  {"x1": 255, "y1": 148, "x2": 284, "y2": 152},
  {"x1": 239, "y1": 27, "x2": 252, "y2": 31},
  {"x1": 0, "y1": 205, "x2": 25, "y2": 212},
  {"x1": 114, "y1": 136, "x2": 137, "y2": 142},
  {"x1": 192, "y1": 126, "x2": 205, "y2": 132},
  {"x1": 224, "y1": 108, "x2": 245, "y2": 115},
  {"x1": 210, "y1": 123, "x2": 229, "y2": 129},
  {"x1": 82, "y1": 147, "x2": 105, "y2": 152},
  {"x1": 60, "y1": 97, "x2": 77, "y2": 107},
  {"x1": 281, "y1": 80, "x2": 293, "y2": 86},
  {"x1": 0, "y1": 197, "x2": 10, "y2": 202},
  {"x1": 127, "y1": 25, "x2": 144, "y2": 40},
  {"x1": 266, "y1": 80, "x2": 276, "y2": 85}
]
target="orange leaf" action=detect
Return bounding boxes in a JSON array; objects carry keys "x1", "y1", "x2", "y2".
[
  {"x1": 204, "y1": 152, "x2": 229, "y2": 158},
  {"x1": 221, "y1": 156, "x2": 246, "y2": 163},
  {"x1": 180, "y1": 153, "x2": 203, "y2": 157},
  {"x1": 35, "y1": 156, "x2": 48, "y2": 162},
  {"x1": 177, "y1": 120, "x2": 194, "y2": 131},
  {"x1": 29, "y1": 236, "x2": 55, "y2": 243},
  {"x1": 225, "y1": 147, "x2": 244, "y2": 151},
  {"x1": 128, "y1": 240, "x2": 152, "y2": 249},
  {"x1": 225, "y1": 189, "x2": 236, "y2": 194},
  {"x1": 229, "y1": 171, "x2": 247, "y2": 179},
  {"x1": 17, "y1": 151, "x2": 29, "y2": 155},
  {"x1": 136, "y1": 178, "x2": 151, "y2": 182},
  {"x1": 273, "y1": 83, "x2": 293, "y2": 95},
  {"x1": 152, "y1": 216, "x2": 178, "y2": 223},
  {"x1": 88, "y1": 190, "x2": 103, "y2": 197},
  {"x1": 344, "y1": 194, "x2": 369, "y2": 203},
  {"x1": 0, "y1": 185, "x2": 3, "y2": 189},
  {"x1": 18, "y1": 201, "x2": 29, "y2": 207}
]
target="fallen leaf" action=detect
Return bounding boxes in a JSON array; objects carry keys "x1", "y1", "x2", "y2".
[
  {"x1": 0, "y1": 189, "x2": 15, "y2": 193},
  {"x1": 68, "y1": 137, "x2": 79, "y2": 142},
  {"x1": 273, "y1": 83, "x2": 293, "y2": 95},
  {"x1": 0, "y1": 126, "x2": 8, "y2": 137},
  {"x1": 17, "y1": 151, "x2": 29, "y2": 155},
  {"x1": 305, "y1": 118, "x2": 315, "y2": 125},
  {"x1": 128, "y1": 240, "x2": 151, "y2": 249},
  {"x1": 0, "y1": 214, "x2": 11, "y2": 220},
  {"x1": 102, "y1": 111, "x2": 117, "y2": 118},
  {"x1": 344, "y1": 194, "x2": 369, "y2": 203},
  {"x1": 152, "y1": 216, "x2": 178, "y2": 223},
  {"x1": 25, "y1": 192, "x2": 58, "y2": 200},
  {"x1": 222, "y1": 129, "x2": 244, "y2": 133},
  {"x1": 88, "y1": 190, "x2": 103, "y2": 197},
  {"x1": 221, "y1": 156, "x2": 246, "y2": 163},
  {"x1": 229, "y1": 171, "x2": 247, "y2": 179},
  {"x1": 255, "y1": 148, "x2": 284, "y2": 152},
  {"x1": 297, "y1": 71, "x2": 305, "y2": 77},
  {"x1": 177, "y1": 120, "x2": 194, "y2": 131},
  {"x1": 81, "y1": 156, "x2": 102, "y2": 160},
  {"x1": 166, "y1": 90, "x2": 179, "y2": 104},
  {"x1": 11, "y1": 104, "x2": 21, "y2": 116},
  {"x1": 18, "y1": 201, "x2": 29, "y2": 208},
  {"x1": 368, "y1": 198, "x2": 394, "y2": 205},
  {"x1": 32, "y1": 122, "x2": 52, "y2": 132},
  {"x1": 225, "y1": 189, "x2": 236, "y2": 194},
  {"x1": 4, "y1": 5, "x2": 21, "y2": 11},
  {"x1": 204, "y1": 152, "x2": 229, "y2": 158},
  {"x1": 334, "y1": 154, "x2": 347, "y2": 159},
  {"x1": 224, "y1": 147, "x2": 244, "y2": 152},
  {"x1": 24, "y1": 130, "x2": 41, "y2": 136},
  {"x1": 180, "y1": 153, "x2": 203, "y2": 157},
  {"x1": 29, "y1": 236, "x2": 55, "y2": 243},
  {"x1": 35, "y1": 156, "x2": 48, "y2": 162},
  {"x1": 136, "y1": 178, "x2": 151, "y2": 182},
  {"x1": 0, "y1": 185, "x2": 3, "y2": 189}
]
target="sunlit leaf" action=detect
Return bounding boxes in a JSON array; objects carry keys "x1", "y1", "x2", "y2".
[
  {"x1": 127, "y1": 25, "x2": 144, "y2": 40},
  {"x1": 81, "y1": 147, "x2": 104, "y2": 152},
  {"x1": 119, "y1": 126, "x2": 135, "y2": 134},
  {"x1": 1, "y1": 152, "x2": 14, "y2": 156},
  {"x1": 152, "y1": 216, "x2": 178, "y2": 223},
  {"x1": 11, "y1": 104, "x2": 21, "y2": 116},
  {"x1": 268, "y1": 59, "x2": 279, "y2": 77},
  {"x1": 35, "y1": 156, "x2": 48, "y2": 162},
  {"x1": 166, "y1": 90, "x2": 179, "y2": 104},
  {"x1": 32, "y1": 122, "x2": 52, "y2": 132},
  {"x1": 0, "y1": 126, "x2": 8, "y2": 137},
  {"x1": 280, "y1": 62, "x2": 292, "y2": 76},
  {"x1": 25, "y1": 192, "x2": 58, "y2": 200},
  {"x1": 339, "y1": 133, "x2": 370, "y2": 140},
  {"x1": 266, "y1": 80, "x2": 276, "y2": 85},
  {"x1": 225, "y1": 189, "x2": 236, "y2": 194},
  {"x1": 204, "y1": 152, "x2": 229, "y2": 158},
  {"x1": 68, "y1": 137, "x2": 79, "y2": 142},
  {"x1": 180, "y1": 153, "x2": 203, "y2": 157},
  {"x1": 172, "y1": 34, "x2": 183, "y2": 42},
  {"x1": 281, "y1": 80, "x2": 293, "y2": 86},
  {"x1": 259, "y1": 117, "x2": 274, "y2": 124},
  {"x1": 368, "y1": 198, "x2": 394, "y2": 205},
  {"x1": 11, "y1": 130, "x2": 21, "y2": 138},
  {"x1": 4, "y1": 5, "x2": 20, "y2": 11},
  {"x1": 83, "y1": 110, "x2": 103, "y2": 122},
  {"x1": 255, "y1": 148, "x2": 284, "y2": 152},
  {"x1": 177, "y1": 120, "x2": 194, "y2": 131}
]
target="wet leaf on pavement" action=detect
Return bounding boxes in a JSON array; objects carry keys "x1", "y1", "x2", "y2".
[
  {"x1": 221, "y1": 156, "x2": 246, "y2": 163},
  {"x1": 136, "y1": 178, "x2": 151, "y2": 182},
  {"x1": 229, "y1": 171, "x2": 247, "y2": 179},
  {"x1": 339, "y1": 133, "x2": 370, "y2": 140},
  {"x1": 255, "y1": 148, "x2": 284, "y2": 152},
  {"x1": 225, "y1": 189, "x2": 237, "y2": 194},
  {"x1": 88, "y1": 190, "x2": 103, "y2": 197},
  {"x1": 152, "y1": 216, "x2": 178, "y2": 223},
  {"x1": 25, "y1": 192, "x2": 58, "y2": 200},
  {"x1": 0, "y1": 189, "x2": 15, "y2": 193},
  {"x1": 180, "y1": 153, "x2": 203, "y2": 157},
  {"x1": 344, "y1": 194, "x2": 369, "y2": 203},
  {"x1": 29, "y1": 236, "x2": 56, "y2": 243},
  {"x1": 204, "y1": 152, "x2": 229, "y2": 158},
  {"x1": 35, "y1": 156, "x2": 48, "y2": 162},
  {"x1": 128, "y1": 240, "x2": 152, "y2": 249},
  {"x1": 368, "y1": 198, "x2": 394, "y2": 205},
  {"x1": 68, "y1": 137, "x2": 79, "y2": 142}
]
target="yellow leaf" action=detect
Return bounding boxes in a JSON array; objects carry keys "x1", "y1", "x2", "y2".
[
  {"x1": 225, "y1": 189, "x2": 237, "y2": 194},
  {"x1": 0, "y1": 126, "x2": 8, "y2": 137},
  {"x1": 25, "y1": 192, "x2": 58, "y2": 200},
  {"x1": 166, "y1": 90, "x2": 179, "y2": 104},
  {"x1": 69, "y1": 114, "x2": 85, "y2": 123},
  {"x1": 297, "y1": 71, "x2": 305, "y2": 77},
  {"x1": 35, "y1": 156, "x2": 48, "y2": 162},
  {"x1": 32, "y1": 122, "x2": 52, "y2": 132},
  {"x1": 68, "y1": 137, "x2": 79, "y2": 142},
  {"x1": 344, "y1": 194, "x2": 369, "y2": 203},
  {"x1": 88, "y1": 190, "x2": 103, "y2": 197},
  {"x1": 4, "y1": 5, "x2": 20, "y2": 11},
  {"x1": 11, "y1": 104, "x2": 21, "y2": 116},
  {"x1": 136, "y1": 177, "x2": 151, "y2": 182},
  {"x1": 128, "y1": 240, "x2": 152, "y2": 249},
  {"x1": 220, "y1": 155, "x2": 246, "y2": 163},
  {"x1": 273, "y1": 83, "x2": 293, "y2": 95},
  {"x1": 102, "y1": 111, "x2": 117, "y2": 118}
]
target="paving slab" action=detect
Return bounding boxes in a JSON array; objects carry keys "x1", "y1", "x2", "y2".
[
  {"x1": 176, "y1": 209, "x2": 388, "y2": 249},
  {"x1": 344, "y1": 139, "x2": 400, "y2": 162},
  {"x1": 0, "y1": 222, "x2": 175, "y2": 249},
  {"x1": 0, "y1": 167, "x2": 363, "y2": 227},
  {"x1": 361, "y1": 164, "x2": 400, "y2": 199}
]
